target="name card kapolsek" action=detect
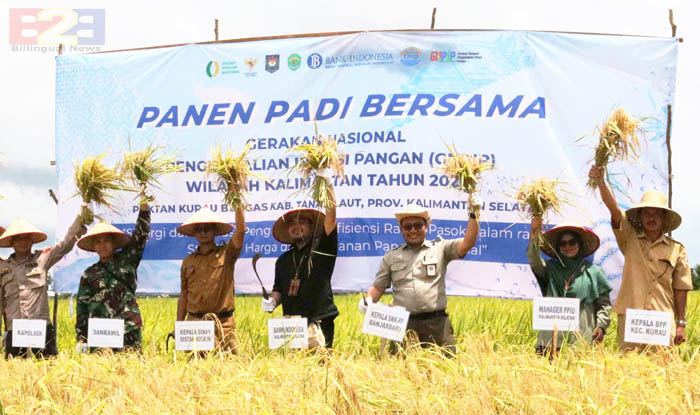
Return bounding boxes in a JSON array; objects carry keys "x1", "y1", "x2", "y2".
[
  {"x1": 532, "y1": 297, "x2": 580, "y2": 331},
  {"x1": 12, "y1": 319, "x2": 47, "y2": 348}
]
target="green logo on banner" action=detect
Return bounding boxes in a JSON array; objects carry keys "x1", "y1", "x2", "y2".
[{"x1": 287, "y1": 54, "x2": 301, "y2": 71}]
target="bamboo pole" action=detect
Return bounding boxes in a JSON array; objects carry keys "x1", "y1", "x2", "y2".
[
  {"x1": 666, "y1": 10, "x2": 676, "y2": 235},
  {"x1": 431, "y1": 8, "x2": 436, "y2": 29}
]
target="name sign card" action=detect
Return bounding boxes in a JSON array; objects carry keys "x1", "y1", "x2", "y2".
[
  {"x1": 268, "y1": 317, "x2": 308, "y2": 349},
  {"x1": 624, "y1": 308, "x2": 673, "y2": 346},
  {"x1": 362, "y1": 303, "x2": 410, "y2": 342},
  {"x1": 12, "y1": 319, "x2": 47, "y2": 348},
  {"x1": 532, "y1": 297, "x2": 580, "y2": 331},
  {"x1": 175, "y1": 321, "x2": 215, "y2": 351},
  {"x1": 87, "y1": 318, "x2": 125, "y2": 348}
]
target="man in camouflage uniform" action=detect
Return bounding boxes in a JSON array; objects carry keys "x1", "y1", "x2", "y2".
[
  {"x1": 0, "y1": 213, "x2": 86, "y2": 358},
  {"x1": 75, "y1": 203, "x2": 150, "y2": 352}
]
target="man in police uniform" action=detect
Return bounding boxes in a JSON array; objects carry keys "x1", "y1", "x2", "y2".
[
  {"x1": 359, "y1": 201, "x2": 479, "y2": 355},
  {"x1": 0, "y1": 213, "x2": 86, "y2": 358}
]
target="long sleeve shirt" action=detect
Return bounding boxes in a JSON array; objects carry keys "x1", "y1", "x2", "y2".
[
  {"x1": 0, "y1": 214, "x2": 85, "y2": 329},
  {"x1": 75, "y1": 209, "x2": 150, "y2": 341}
]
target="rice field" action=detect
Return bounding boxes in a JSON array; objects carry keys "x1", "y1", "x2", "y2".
[{"x1": 2, "y1": 292, "x2": 700, "y2": 414}]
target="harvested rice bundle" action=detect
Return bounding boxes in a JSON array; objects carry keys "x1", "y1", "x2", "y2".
[
  {"x1": 120, "y1": 141, "x2": 180, "y2": 203},
  {"x1": 582, "y1": 107, "x2": 645, "y2": 189},
  {"x1": 516, "y1": 178, "x2": 573, "y2": 248},
  {"x1": 74, "y1": 154, "x2": 133, "y2": 225},
  {"x1": 206, "y1": 143, "x2": 263, "y2": 210},
  {"x1": 439, "y1": 143, "x2": 494, "y2": 218},
  {"x1": 289, "y1": 133, "x2": 345, "y2": 209}
]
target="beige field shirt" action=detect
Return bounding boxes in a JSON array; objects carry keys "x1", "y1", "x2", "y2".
[
  {"x1": 0, "y1": 214, "x2": 85, "y2": 329},
  {"x1": 612, "y1": 212, "x2": 692, "y2": 316},
  {"x1": 180, "y1": 238, "x2": 241, "y2": 315},
  {"x1": 372, "y1": 238, "x2": 462, "y2": 314}
]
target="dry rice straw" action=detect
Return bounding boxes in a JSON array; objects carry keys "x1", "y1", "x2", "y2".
[
  {"x1": 206, "y1": 143, "x2": 265, "y2": 210},
  {"x1": 580, "y1": 107, "x2": 646, "y2": 189},
  {"x1": 289, "y1": 130, "x2": 345, "y2": 209},
  {"x1": 439, "y1": 143, "x2": 494, "y2": 219},
  {"x1": 515, "y1": 178, "x2": 574, "y2": 253},
  {"x1": 120, "y1": 140, "x2": 180, "y2": 203},
  {"x1": 73, "y1": 154, "x2": 133, "y2": 225}
]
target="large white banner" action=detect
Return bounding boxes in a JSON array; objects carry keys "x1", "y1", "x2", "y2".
[{"x1": 53, "y1": 31, "x2": 677, "y2": 298}]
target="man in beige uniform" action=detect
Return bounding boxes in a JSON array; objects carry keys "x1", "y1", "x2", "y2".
[
  {"x1": 589, "y1": 166, "x2": 691, "y2": 350},
  {"x1": 176, "y1": 206, "x2": 245, "y2": 352},
  {"x1": 359, "y1": 202, "x2": 479, "y2": 355},
  {"x1": 0, "y1": 214, "x2": 86, "y2": 358}
]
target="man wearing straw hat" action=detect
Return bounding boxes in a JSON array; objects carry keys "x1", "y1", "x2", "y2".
[
  {"x1": 0, "y1": 213, "x2": 87, "y2": 358},
  {"x1": 75, "y1": 203, "x2": 150, "y2": 352},
  {"x1": 359, "y1": 202, "x2": 479, "y2": 355},
  {"x1": 176, "y1": 206, "x2": 245, "y2": 352},
  {"x1": 589, "y1": 167, "x2": 691, "y2": 350},
  {"x1": 262, "y1": 181, "x2": 339, "y2": 348}
]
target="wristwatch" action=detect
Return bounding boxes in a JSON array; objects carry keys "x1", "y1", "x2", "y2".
[{"x1": 677, "y1": 320, "x2": 688, "y2": 327}]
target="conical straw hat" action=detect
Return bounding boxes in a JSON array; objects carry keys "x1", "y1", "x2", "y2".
[
  {"x1": 272, "y1": 209, "x2": 325, "y2": 244},
  {"x1": 177, "y1": 207, "x2": 233, "y2": 237},
  {"x1": 77, "y1": 222, "x2": 131, "y2": 252},
  {"x1": 625, "y1": 190, "x2": 681, "y2": 233},
  {"x1": 541, "y1": 222, "x2": 600, "y2": 258},
  {"x1": 0, "y1": 218, "x2": 47, "y2": 248}
]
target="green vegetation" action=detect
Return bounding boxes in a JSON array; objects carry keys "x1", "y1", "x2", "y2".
[{"x1": 1, "y1": 293, "x2": 698, "y2": 414}]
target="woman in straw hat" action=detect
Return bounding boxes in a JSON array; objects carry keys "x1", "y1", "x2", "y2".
[
  {"x1": 75, "y1": 203, "x2": 150, "y2": 353},
  {"x1": 529, "y1": 217, "x2": 612, "y2": 355},
  {"x1": 176, "y1": 206, "x2": 245, "y2": 352},
  {"x1": 0, "y1": 212, "x2": 88, "y2": 358},
  {"x1": 589, "y1": 166, "x2": 691, "y2": 350}
]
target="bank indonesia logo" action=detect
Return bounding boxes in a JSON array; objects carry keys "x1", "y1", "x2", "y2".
[
  {"x1": 400, "y1": 47, "x2": 421, "y2": 66},
  {"x1": 9, "y1": 9, "x2": 105, "y2": 45},
  {"x1": 206, "y1": 61, "x2": 220, "y2": 77},
  {"x1": 265, "y1": 55, "x2": 279, "y2": 73},
  {"x1": 307, "y1": 53, "x2": 323, "y2": 69}
]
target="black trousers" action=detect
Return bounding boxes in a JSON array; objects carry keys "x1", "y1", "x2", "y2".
[
  {"x1": 319, "y1": 318, "x2": 335, "y2": 349},
  {"x1": 5, "y1": 323, "x2": 58, "y2": 359}
]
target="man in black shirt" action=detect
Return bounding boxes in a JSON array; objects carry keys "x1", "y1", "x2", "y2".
[{"x1": 262, "y1": 178, "x2": 339, "y2": 348}]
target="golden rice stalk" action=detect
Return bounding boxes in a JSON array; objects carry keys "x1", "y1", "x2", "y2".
[
  {"x1": 439, "y1": 143, "x2": 494, "y2": 219},
  {"x1": 289, "y1": 130, "x2": 346, "y2": 209},
  {"x1": 206, "y1": 143, "x2": 265, "y2": 210},
  {"x1": 120, "y1": 141, "x2": 180, "y2": 203},
  {"x1": 583, "y1": 108, "x2": 645, "y2": 189},
  {"x1": 515, "y1": 178, "x2": 573, "y2": 248},
  {"x1": 73, "y1": 155, "x2": 133, "y2": 223}
]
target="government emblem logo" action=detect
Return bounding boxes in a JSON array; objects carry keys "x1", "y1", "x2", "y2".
[{"x1": 265, "y1": 55, "x2": 279, "y2": 73}]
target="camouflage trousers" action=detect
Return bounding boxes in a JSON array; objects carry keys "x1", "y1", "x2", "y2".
[{"x1": 186, "y1": 313, "x2": 236, "y2": 353}]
